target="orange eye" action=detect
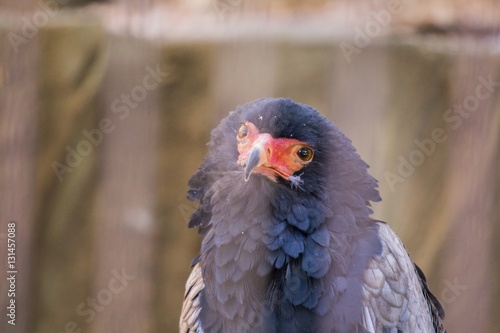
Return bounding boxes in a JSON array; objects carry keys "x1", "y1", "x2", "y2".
[
  {"x1": 237, "y1": 123, "x2": 249, "y2": 139},
  {"x1": 297, "y1": 146, "x2": 314, "y2": 162}
]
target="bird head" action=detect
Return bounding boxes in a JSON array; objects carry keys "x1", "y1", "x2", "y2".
[
  {"x1": 193, "y1": 98, "x2": 334, "y2": 194},
  {"x1": 236, "y1": 120, "x2": 314, "y2": 183},
  {"x1": 187, "y1": 98, "x2": 381, "y2": 231}
]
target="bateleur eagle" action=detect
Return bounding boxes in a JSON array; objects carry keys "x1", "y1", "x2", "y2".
[{"x1": 180, "y1": 98, "x2": 445, "y2": 333}]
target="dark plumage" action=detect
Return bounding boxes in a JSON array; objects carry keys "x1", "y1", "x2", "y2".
[{"x1": 180, "y1": 98, "x2": 445, "y2": 333}]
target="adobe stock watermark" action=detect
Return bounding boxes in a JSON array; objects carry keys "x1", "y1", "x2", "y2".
[
  {"x1": 213, "y1": 0, "x2": 244, "y2": 21},
  {"x1": 340, "y1": 0, "x2": 411, "y2": 63},
  {"x1": 235, "y1": 273, "x2": 309, "y2": 331},
  {"x1": 384, "y1": 74, "x2": 500, "y2": 192},
  {"x1": 179, "y1": 202, "x2": 197, "y2": 224},
  {"x1": 440, "y1": 277, "x2": 466, "y2": 304},
  {"x1": 5, "y1": 221, "x2": 17, "y2": 326},
  {"x1": 51, "y1": 267, "x2": 135, "y2": 333},
  {"x1": 51, "y1": 64, "x2": 168, "y2": 182},
  {"x1": 8, "y1": 0, "x2": 69, "y2": 54},
  {"x1": 178, "y1": 179, "x2": 231, "y2": 224},
  {"x1": 236, "y1": 298, "x2": 273, "y2": 332}
]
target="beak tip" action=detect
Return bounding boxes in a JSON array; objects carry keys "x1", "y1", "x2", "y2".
[{"x1": 244, "y1": 146, "x2": 262, "y2": 181}]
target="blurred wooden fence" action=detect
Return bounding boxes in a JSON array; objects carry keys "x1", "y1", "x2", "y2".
[{"x1": 1, "y1": 6, "x2": 499, "y2": 333}]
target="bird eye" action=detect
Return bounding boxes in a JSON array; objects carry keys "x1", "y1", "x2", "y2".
[
  {"x1": 237, "y1": 124, "x2": 249, "y2": 139},
  {"x1": 297, "y1": 146, "x2": 314, "y2": 162}
]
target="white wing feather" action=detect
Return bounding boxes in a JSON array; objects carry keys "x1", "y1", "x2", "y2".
[{"x1": 361, "y1": 223, "x2": 435, "y2": 333}]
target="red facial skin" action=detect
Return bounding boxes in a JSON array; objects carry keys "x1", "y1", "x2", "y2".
[{"x1": 236, "y1": 121, "x2": 314, "y2": 181}]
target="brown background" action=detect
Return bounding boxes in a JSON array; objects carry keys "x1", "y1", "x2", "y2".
[{"x1": 1, "y1": 1, "x2": 499, "y2": 332}]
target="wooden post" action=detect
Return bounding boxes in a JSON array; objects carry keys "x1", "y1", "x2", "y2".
[
  {"x1": 0, "y1": 19, "x2": 38, "y2": 333},
  {"x1": 91, "y1": 35, "x2": 159, "y2": 333},
  {"x1": 30, "y1": 19, "x2": 106, "y2": 333},
  {"x1": 374, "y1": 42, "x2": 452, "y2": 269},
  {"x1": 275, "y1": 41, "x2": 332, "y2": 112},
  {"x1": 153, "y1": 43, "x2": 214, "y2": 332},
  {"x1": 213, "y1": 39, "x2": 276, "y2": 114},
  {"x1": 437, "y1": 53, "x2": 499, "y2": 333}
]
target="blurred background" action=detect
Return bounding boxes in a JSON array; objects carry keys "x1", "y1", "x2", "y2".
[{"x1": 0, "y1": 0, "x2": 499, "y2": 332}]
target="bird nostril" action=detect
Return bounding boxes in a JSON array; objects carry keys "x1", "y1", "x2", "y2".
[{"x1": 267, "y1": 147, "x2": 272, "y2": 157}]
